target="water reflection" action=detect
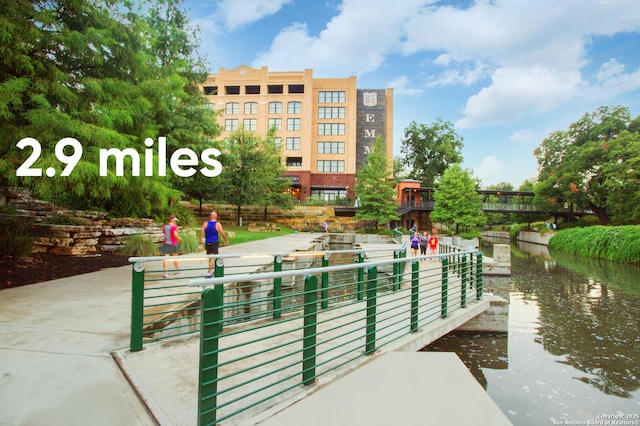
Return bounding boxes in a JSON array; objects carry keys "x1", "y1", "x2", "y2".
[{"x1": 426, "y1": 240, "x2": 640, "y2": 424}]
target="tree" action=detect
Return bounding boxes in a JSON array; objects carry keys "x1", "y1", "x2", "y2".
[
  {"x1": 0, "y1": 0, "x2": 219, "y2": 218},
  {"x1": 217, "y1": 129, "x2": 287, "y2": 225},
  {"x1": 354, "y1": 136, "x2": 399, "y2": 229},
  {"x1": 534, "y1": 106, "x2": 640, "y2": 225},
  {"x1": 431, "y1": 164, "x2": 485, "y2": 234},
  {"x1": 400, "y1": 118, "x2": 464, "y2": 187},
  {"x1": 485, "y1": 182, "x2": 514, "y2": 227}
]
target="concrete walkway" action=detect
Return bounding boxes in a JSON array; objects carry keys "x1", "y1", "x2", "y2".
[
  {"x1": 0, "y1": 232, "x2": 506, "y2": 426},
  {"x1": 0, "y1": 233, "x2": 321, "y2": 426}
]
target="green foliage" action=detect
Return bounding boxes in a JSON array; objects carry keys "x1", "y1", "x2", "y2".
[
  {"x1": 0, "y1": 0, "x2": 220, "y2": 218},
  {"x1": 431, "y1": 164, "x2": 485, "y2": 234},
  {"x1": 549, "y1": 225, "x2": 640, "y2": 264},
  {"x1": 303, "y1": 196, "x2": 327, "y2": 206},
  {"x1": 224, "y1": 225, "x2": 294, "y2": 245},
  {"x1": 354, "y1": 136, "x2": 398, "y2": 228},
  {"x1": 400, "y1": 118, "x2": 464, "y2": 187},
  {"x1": 216, "y1": 129, "x2": 288, "y2": 225},
  {"x1": 177, "y1": 230, "x2": 198, "y2": 254},
  {"x1": 534, "y1": 106, "x2": 640, "y2": 225},
  {"x1": 0, "y1": 204, "x2": 17, "y2": 214},
  {"x1": 118, "y1": 234, "x2": 159, "y2": 257},
  {"x1": 0, "y1": 216, "x2": 34, "y2": 260},
  {"x1": 42, "y1": 214, "x2": 86, "y2": 226}
]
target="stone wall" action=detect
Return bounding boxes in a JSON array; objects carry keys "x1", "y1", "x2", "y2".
[{"x1": 4, "y1": 188, "x2": 162, "y2": 256}]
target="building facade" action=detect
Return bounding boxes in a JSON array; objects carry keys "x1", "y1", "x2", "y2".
[{"x1": 201, "y1": 66, "x2": 393, "y2": 203}]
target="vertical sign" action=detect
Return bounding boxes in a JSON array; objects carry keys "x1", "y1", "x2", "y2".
[{"x1": 356, "y1": 89, "x2": 387, "y2": 170}]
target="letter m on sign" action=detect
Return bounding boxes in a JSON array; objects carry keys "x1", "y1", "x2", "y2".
[{"x1": 364, "y1": 129, "x2": 377, "y2": 138}]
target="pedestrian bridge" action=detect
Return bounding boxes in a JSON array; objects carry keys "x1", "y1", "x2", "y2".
[{"x1": 121, "y1": 236, "x2": 509, "y2": 425}]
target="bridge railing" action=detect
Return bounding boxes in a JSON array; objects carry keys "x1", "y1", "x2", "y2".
[
  {"x1": 128, "y1": 244, "x2": 406, "y2": 352},
  {"x1": 189, "y1": 250, "x2": 482, "y2": 425}
]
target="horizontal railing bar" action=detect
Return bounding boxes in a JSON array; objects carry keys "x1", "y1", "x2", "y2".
[
  {"x1": 129, "y1": 245, "x2": 399, "y2": 264},
  {"x1": 187, "y1": 251, "x2": 475, "y2": 288}
]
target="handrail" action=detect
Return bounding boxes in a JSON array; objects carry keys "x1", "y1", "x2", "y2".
[{"x1": 194, "y1": 250, "x2": 483, "y2": 424}]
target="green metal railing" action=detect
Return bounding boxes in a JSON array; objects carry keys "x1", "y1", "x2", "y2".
[
  {"x1": 129, "y1": 245, "x2": 406, "y2": 352},
  {"x1": 192, "y1": 250, "x2": 482, "y2": 425}
]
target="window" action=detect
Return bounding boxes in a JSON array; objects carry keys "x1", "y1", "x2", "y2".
[
  {"x1": 287, "y1": 101, "x2": 302, "y2": 114},
  {"x1": 269, "y1": 102, "x2": 282, "y2": 114},
  {"x1": 286, "y1": 137, "x2": 300, "y2": 150},
  {"x1": 225, "y1": 102, "x2": 239, "y2": 114},
  {"x1": 287, "y1": 118, "x2": 301, "y2": 131},
  {"x1": 268, "y1": 118, "x2": 282, "y2": 130},
  {"x1": 268, "y1": 85, "x2": 284, "y2": 94},
  {"x1": 318, "y1": 142, "x2": 344, "y2": 154},
  {"x1": 318, "y1": 123, "x2": 345, "y2": 135},
  {"x1": 245, "y1": 85, "x2": 260, "y2": 94},
  {"x1": 311, "y1": 189, "x2": 347, "y2": 202},
  {"x1": 318, "y1": 107, "x2": 345, "y2": 119},
  {"x1": 225, "y1": 85, "x2": 240, "y2": 95},
  {"x1": 243, "y1": 119, "x2": 257, "y2": 131},
  {"x1": 318, "y1": 91, "x2": 345, "y2": 103},
  {"x1": 273, "y1": 137, "x2": 281, "y2": 148},
  {"x1": 317, "y1": 160, "x2": 345, "y2": 173},
  {"x1": 203, "y1": 86, "x2": 218, "y2": 95},
  {"x1": 288, "y1": 84, "x2": 305, "y2": 94},
  {"x1": 286, "y1": 157, "x2": 302, "y2": 167},
  {"x1": 225, "y1": 119, "x2": 238, "y2": 131},
  {"x1": 244, "y1": 102, "x2": 258, "y2": 114}
]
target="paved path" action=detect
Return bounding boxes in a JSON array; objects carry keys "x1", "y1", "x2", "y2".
[{"x1": 0, "y1": 233, "x2": 323, "y2": 426}]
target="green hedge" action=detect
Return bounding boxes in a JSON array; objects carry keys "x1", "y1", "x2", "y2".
[{"x1": 548, "y1": 225, "x2": 640, "y2": 264}]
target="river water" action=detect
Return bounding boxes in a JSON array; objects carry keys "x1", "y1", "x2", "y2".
[{"x1": 426, "y1": 239, "x2": 640, "y2": 425}]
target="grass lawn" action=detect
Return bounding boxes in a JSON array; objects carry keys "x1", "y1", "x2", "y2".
[{"x1": 224, "y1": 225, "x2": 295, "y2": 245}]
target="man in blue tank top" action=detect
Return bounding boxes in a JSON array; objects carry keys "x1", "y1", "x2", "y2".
[{"x1": 200, "y1": 211, "x2": 229, "y2": 278}]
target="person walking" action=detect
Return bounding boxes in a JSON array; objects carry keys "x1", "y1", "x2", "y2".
[
  {"x1": 200, "y1": 211, "x2": 229, "y2": 278},
  {"x1": 419, "y1": 231, "x2": 429, "y2": 257},
  {"x1": 410, "y1": 232, "x2": 421, "y2": 257},
  {"x1": 428, "y1": 233, "x2": 439, "y2": 255},
  {"x1": 160, "y1": 215, "x2": 183, "y2": 278}
]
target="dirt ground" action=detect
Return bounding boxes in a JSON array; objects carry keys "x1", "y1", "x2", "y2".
[{"x1": 1, "y1": 252, "x2": 131, "y2": 290}]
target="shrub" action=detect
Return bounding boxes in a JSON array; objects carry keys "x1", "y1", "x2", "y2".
[
  {"x1": 178, "y1": 231, "x2": 199, "y2": 254},
  {"x1": 119, "y1": 234, "x2": 159, "y2": 257},
  {"x1": 42, "y1": 214, "x2": 86, "y2": 226},
  {"x1": 0, "y1": 216, "x2": 35, "y2": 261},
  {"x1": 549, "y1": 225, "x2": 640, "y2": 264}
]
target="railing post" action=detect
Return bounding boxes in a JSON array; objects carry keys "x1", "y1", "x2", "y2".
[
  {"x1": 365, "y1": 266, "x2": 378, "y2": 355},
  {"x1": 357, "y1": 252, "x2": 365, "y2": 301},
  {"x1": 410, "y1": 260, "x2": 419, "y2": 332},
  {"x1": 476, "y1": 253, "x2": 483, "y2": 300},
  {"x1": 214, "y1": 258, "x2": 225, "y2": 329},
  {"x1": 302, "y1": 275, "x2": 318, "y2": 385},
  {"x1": 392, "y1": 250, "x2": 399, "y2": 291},
  {"x1": 198, "y1": 286, "x2": 224, "y2": 426},
  {"x1": 273, "y1": 255, "x2": 282, "y2": 319},
  {"x1": 461, "y1": 254, "x2": 467, "y2": 308},
  {"x1": 321, "y1": 254, "x2": 329, "y2": 309},
  {"x1": 130, "y1": 262, "x2": 145, "y2": 352},
  {"x1": 441, "y1": 257, "x2": 448, "y2": 317}
]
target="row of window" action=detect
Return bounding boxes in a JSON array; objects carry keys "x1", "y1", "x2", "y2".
[
  {"x1": 284, "y1": 159, "x2": 345, "y2": 172},
  {"x1": 204, "y1": 86, "x2": 346, "y2": 104},
  {"x1": 226, "y1": 119, "x2": 346, "y2": 135},
  {"x1": 223, "y1": 102, "x2": 346, "y2": 118},
  {"x1": 273, "y1": 139, "x2": 345, "y2": 153}
]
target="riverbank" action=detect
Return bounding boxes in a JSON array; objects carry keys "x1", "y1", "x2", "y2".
[{"x1": 549, "y1": 225, "x2": 640, "y2": 264}]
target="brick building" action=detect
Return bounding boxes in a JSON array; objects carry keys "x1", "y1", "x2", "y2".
[{"x1": 200, "y1": 66, "x2": 393, "y2": 203}]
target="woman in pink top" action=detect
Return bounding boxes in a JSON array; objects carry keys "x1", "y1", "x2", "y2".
[{"x1": 160, "y1": 215, "x2": 183, "y2": 278}]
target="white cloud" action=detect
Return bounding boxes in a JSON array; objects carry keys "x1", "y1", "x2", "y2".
[
  {"x1": 217, "y1": 0, "x2": 293, "y2": 31},
  {"x1": 473, "y1": 156, "x2": 505, "y2": 186},
  {"x1": 456, "y1": 66, "x2": 586, "y2": 128},
  {"x1": 252, "y1": 0, "x2": 425, "y2": 76},
  {"x1": 388, "y1": 76, "x2": 423, "y2": 96},
  {"x1": 509, "y1": 129, "x2": 537, "y2": 144},
  {"x1": 426, "y1": 60, "x2": 491, "y2": 87}
]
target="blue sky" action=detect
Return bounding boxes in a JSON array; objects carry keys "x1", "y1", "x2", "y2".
[{"x1": 183, "y1": 0, "x2": 640, "y2": 188}]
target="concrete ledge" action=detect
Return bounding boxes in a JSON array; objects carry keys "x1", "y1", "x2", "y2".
[
  {"x1": 258, "y1": 352, "x2": 511, "y2": 426},
  {"x1": 456, "y1": 294, "x2": 509, "y2": 333}
]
